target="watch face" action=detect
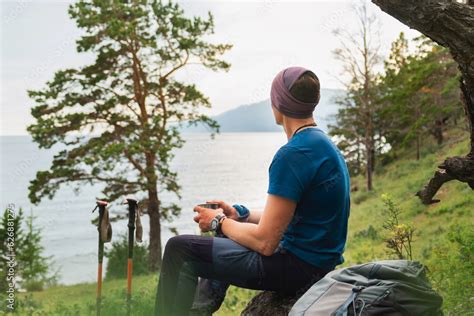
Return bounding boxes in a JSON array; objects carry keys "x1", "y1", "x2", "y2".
[{"x1": 210, "y1": 219, "x2": 218, "y2": 231}]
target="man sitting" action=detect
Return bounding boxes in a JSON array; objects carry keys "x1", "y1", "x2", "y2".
[{"x1": 154, "y1": 66, "x2": 351, "y2": 316}]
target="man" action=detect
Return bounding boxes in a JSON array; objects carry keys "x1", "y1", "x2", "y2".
[{"x1": 154, "y1": 66, "x2": 351, "y2": 316}]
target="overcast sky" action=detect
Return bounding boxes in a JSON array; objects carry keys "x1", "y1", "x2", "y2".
[{"x1": 0, "y1": 0, "x2": 420, "y2": 135}]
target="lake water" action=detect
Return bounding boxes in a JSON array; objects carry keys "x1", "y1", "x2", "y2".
[{"x1": 0, "y1": 132, "x2": 289, "y2": 285}]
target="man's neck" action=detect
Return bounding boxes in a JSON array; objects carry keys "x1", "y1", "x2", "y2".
[{"x1": 283, "y1": 117, "x2": 316, "y2": 140}]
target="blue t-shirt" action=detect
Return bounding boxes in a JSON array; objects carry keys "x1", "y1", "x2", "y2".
[{"x1": 267, "y1": 127, "x2": 350, "y2": 270}]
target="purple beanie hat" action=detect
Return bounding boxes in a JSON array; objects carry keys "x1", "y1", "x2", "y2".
[{"x1": 270, "y1": 66, "x2": 320, "y2": 119}]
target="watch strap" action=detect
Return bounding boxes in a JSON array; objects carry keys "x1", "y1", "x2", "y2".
[
  {"x1": 232, "y1": 204, "x2": 250, "y2": 221},
  {"x1": 216, "y1": 214, "x2": 226, "y2": 235}
]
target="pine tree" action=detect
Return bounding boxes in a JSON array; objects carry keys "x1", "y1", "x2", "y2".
[
  {"x1": 379, "y1": 35, "x2": 461, "y2": 160},
  {"x1": 330, "y1": 1, "x2": 382, "y2": 190},
  {"x1": 0, "y1": 208, "x2": 55, "y2": 292},
  {"x1": 0, "y1": 208, "x2": 24, "y2": 293},
  {"x1": 27, "y1": 1, "x2": 232, "y2": 271},
  {"x1": 17, "y1": 211, "x2": 57, "y2": 291}
]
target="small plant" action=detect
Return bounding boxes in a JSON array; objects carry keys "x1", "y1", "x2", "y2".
[
  {"x1": 105, "y1": 233, "x2": 149, "y2": 279},
  {"x1": 381, "y1": 194, "x2": 415, "y2": 260},
  {"x1": 0, "y1": 208, "x2": 58, "y2": 293},
  {"x1": 18, "y1": 211, "x2": 59, "y2": 291},
  {"x1": 0, "y1": 208, "x2": 24, "y2": 294}
]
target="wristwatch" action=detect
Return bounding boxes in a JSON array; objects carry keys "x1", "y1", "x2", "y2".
[
  {"x1": 210, "y1": 214, "x2": 226, "y2": 232},
  {"x1": 232, "y1": 204, "x2": 250, "y2": 222}
]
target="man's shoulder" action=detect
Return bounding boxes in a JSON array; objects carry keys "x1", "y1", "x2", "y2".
[
  {"x1": 271, "y1": 129, "x2": 341, "y2": 166},
  {"x1": 269, "y1": 144, "x2": 310, "y2": 173},
  {"x1": 274, "y1": 143, "x2": 309, "y2": 161}
]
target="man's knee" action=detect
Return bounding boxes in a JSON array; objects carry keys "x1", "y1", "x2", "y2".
[
  {"x1": 165, "y1": 234, "x2": 193, "y2": 254},
  {"x1": 164, "y1": 234, "x2": 213, "y2": 265}
]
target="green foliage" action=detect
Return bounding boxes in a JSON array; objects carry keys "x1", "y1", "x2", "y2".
[
  {"x1": 381, "y1": 194, "x2": 415, "y2": 260},
  {"x1": 27, "y1": 0, "x2": 232, "y2": 270},
  {"x1": 28, "y1": 0, "x2": 231, "y2": 206},
  {"x1": 0, "y1": 208, "x2": 57, "y2": 293},
  {"x1": 351, "y1": 189, "x2": 373, "y2": 205},
  {"x1": 14, "y1": 293, "x2": 43, "y2": 314},
  {"x1": 427, "y1": 223, "x2": 474, "y2": 315},
  {"x1": 354, "y1": 224, "x2": 379, "y2": 241},
  {"x1": 105, "y1": 233, "x2": 149, "y2": 279},
  {"x1": 329, "y1": 2, "x2": 384, "y2": 187},
  {"x1": 219, "y1": 286, "x2": 258, "y2": 314},
  {"x1": 19, "y1": 212, "x2": 59, "y2": 291},
  {"x1": 378, "y1": 34, "x2": 461, "y2": 158},
  {"x1": 0, "y1": 207, "x2": 24, "y2": 293},
  {"x1": 331, "y1": 31, "x2": 463, "y2": 186}
]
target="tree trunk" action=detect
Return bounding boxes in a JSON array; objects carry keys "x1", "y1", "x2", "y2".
[
  {"x1": 148, "y1": 189, "x2": 162, "y2": 272},
  {"x1": 416, "y1": 104, "x2": 421, "y2": 161},
  {"x1": 365, "y1": 121, "x2": 374, "y2": 191},
  {"x1": 416, "y1": 133, "x2": 420, "y2": 161},
  {"x1": 370, "y1": 144, "x2": 376, "y2": 172},
  {"x1": 372, "y1": 0, "x2": 474, "y2": 204},
  {"x1": 356, "y1": 136, "x2": 362, "y2": 175},
  {"x1": 366, "y1": 142, "x2": 373, "y2": 191},
  {"x1": 432, "y1": 119, "x2": 444, "y2": 145},
  {"x1": 145, "y1": 150, "x2": 163, "y2": 271}
]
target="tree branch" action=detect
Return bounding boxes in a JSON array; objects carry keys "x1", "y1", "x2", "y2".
[{"x1": 162, "y1": 51, "x2": 190, "y2": 80}]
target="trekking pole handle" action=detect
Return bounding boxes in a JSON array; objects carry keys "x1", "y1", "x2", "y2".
[{"x1": 92, "y1": 200, "x2": 109, "y2": 213}]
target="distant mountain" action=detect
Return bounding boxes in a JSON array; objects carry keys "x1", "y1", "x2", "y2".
[{"x1": 176, "y1": 88, "x2": 345, "y2": 133}]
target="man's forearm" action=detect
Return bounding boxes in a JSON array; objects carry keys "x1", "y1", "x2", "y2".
[
  {"x1": 246, "y1": 209, "x2": 262, "y2": 224},
  {"x1": 220, "y1": 218, "x2": 276, "y2": 256}
]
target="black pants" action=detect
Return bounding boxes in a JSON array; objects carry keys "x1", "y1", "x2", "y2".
[{"x1": 154, "y1": 235, "x2": 332, "y2": 316}]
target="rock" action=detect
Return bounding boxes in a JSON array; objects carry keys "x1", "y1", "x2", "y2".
[{"x1": 241, "y1": 291, "x2": 302, "y2": 316}]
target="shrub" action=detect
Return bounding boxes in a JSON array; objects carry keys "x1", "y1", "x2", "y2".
[
  {"x1": 354, "y1": 224, "x2": 379, "y2": 240},
  {"x1": 352, "y1": 190, "x2": 373, "y2": 205},
  {"x1": 0, "y1": 208, "x2": 58, "y2": 293},
  {"x1": 381, "y1": 194, "x2": 415, "y2": 260},
  {"x1": 428, "y1": 223, "x2": 474, "y2": 314},
  {"x1": 18, "y1": 211, "x2": 59, "y2": 291},
  {"x1": 105, "y1": 233, "x2": 149, "y2": 279}
]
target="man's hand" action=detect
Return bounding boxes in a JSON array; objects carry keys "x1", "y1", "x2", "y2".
[
  {"x1": 205, "y1": 199, "x2": 239, "y2": 220},
  {"x1": 193, "y1": 205, "x2": 224, "y2": 232}
]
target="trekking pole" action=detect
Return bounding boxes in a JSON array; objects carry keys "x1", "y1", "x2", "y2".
[
  {"x1": 124, "y1": 198, "x2": 138, "y2": 316},
  {"x1": 92, "y1": 200, "x2": 108, "y2": 316}
]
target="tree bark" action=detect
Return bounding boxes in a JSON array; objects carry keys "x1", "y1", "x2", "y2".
[
  {"x1": 146, "y1": 151, "x2": 163, "y2": 271},
  {"x1": 372, "y1": 0, "x2": 474, "y2": 204},
  {"x1": 365, "y1": 132, "x2": 374, "y2": 191},
  {"x1": 148, "y1": 191, "x2": 162, "y2": 271},
  {"x1": 432, "y1": 119, "x2": 444, "y2": 145},
  {"x1": 416, "y1": 105, "x2": 421, "y2": 161},
  {"x1": 148, "y1": 195, "x2": 161, "y2": 271},
  {"x1": 241, "y1": 291, "x2": 300, "y2": 316}
]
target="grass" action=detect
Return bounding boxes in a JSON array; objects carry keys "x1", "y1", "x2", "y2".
[
  {"x1": 346, "y1": 130, "x2": 472, "y2": 264},
  {"x1": 11, "y1": 128, "x2": 474, "y2": 315},
  {"x1": 13, "y1": 275, "x2": 256, "y2": 315}
]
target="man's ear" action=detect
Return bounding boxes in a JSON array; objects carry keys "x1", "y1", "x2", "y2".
[{"x1": 271, "y1": 106, "x2": 283, "y2": 125}]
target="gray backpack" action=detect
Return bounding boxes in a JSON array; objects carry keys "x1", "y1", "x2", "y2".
[{"x1": 289, "y1": 260, "x2": 443, "y2": 316}]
